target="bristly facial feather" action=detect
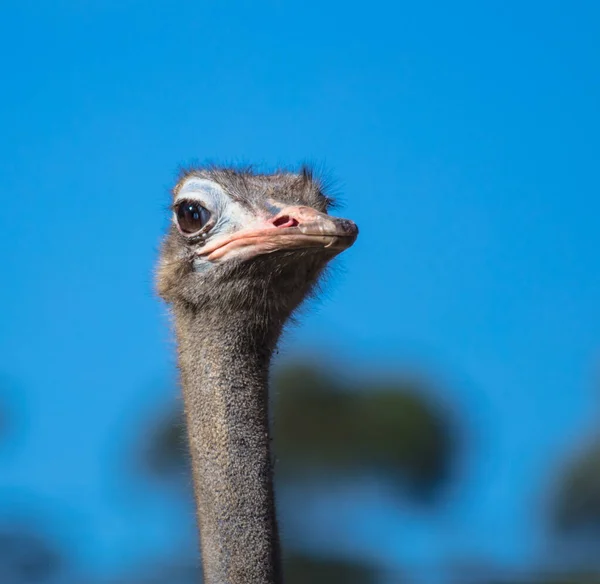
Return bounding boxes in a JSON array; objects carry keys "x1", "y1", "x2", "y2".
[{"x1": 156, "y1": 165, "x2": 357, "y2": 341}]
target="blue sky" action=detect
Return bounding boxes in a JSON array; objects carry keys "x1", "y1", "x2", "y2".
[{"x1": 1, "y1": 0, "x2": 599, "y2": 579}]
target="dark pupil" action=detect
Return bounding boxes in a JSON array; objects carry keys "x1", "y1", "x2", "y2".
[{"x1": 177, "y1": 201, "x2": 209, "y2": 234}]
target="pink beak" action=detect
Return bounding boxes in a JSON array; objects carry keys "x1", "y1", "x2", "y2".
[{"x1": 198, "y1": 206, "x2": 358, "y2": 262}]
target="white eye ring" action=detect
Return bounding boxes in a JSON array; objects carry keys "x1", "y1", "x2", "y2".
[
  {"x1": 175, "y1": 178, "x2": 226, "y2": 205},
  {"x1": 173, "y1": 178, "x2": 227, "y2": 237}
]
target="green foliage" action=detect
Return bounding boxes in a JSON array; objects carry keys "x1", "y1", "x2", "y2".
[
  {"x1": 141, "y1": 409, "x2": 189, "y2": 479},
  {"x1": 484, "y1": 574, "x2": 600, "y2": 584},
  {"x1": 553, "y1": 440, "x2": 600, "y2": 534},
  {"x1": 0, "y1": 526, "x2": 63, "y2": 583},
  {"x1": 535, "y1": 576, "x2": 600, "y2": 584},
  {"x1": 283, "y1": 554, "x2": 379, "y2": 584},
  {"x1": 272, "y1": 363, "x2": 455, "y2": 499}
]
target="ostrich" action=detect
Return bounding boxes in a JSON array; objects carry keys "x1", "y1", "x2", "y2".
[{"x1": 156, "y1": 165, "x2": 358, "y2": 584}]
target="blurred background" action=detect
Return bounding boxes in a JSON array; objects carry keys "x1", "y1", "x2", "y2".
[{"x1": 1, "y1": 1, "x2": 599, "y2": 582}]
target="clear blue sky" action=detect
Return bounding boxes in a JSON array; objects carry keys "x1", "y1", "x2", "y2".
[{"x1": 1, "y1": 0, "x2": 599, "y2": 580}]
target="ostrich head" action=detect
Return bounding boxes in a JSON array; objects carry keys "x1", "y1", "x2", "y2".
[{"x1": 157, "y1": 166, "x2": 358, "y2": 334}]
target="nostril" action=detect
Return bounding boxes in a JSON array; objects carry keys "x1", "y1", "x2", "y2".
[{"x1": 272, "y1": 215, "x2": 299, "y2": 228}]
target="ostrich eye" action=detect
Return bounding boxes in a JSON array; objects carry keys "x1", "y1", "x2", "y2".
[{"x1": 176, "y1": 201, "x2": 211, "y2": 234}]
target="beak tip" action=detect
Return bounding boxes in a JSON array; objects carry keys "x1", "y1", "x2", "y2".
[{"x1": 338, "y1": 218, "x2": 359, "y2": 240}]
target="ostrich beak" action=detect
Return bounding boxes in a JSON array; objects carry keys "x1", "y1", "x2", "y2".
[{"x1": 198, "y1": 206, "x2": 358, "y2": 262}]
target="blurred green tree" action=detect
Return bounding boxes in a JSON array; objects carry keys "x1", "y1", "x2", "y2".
[
  {"x1": 481, "y1": 573, "x2": 600, "y2": 584},
  {"x1": 0, "y1": 525, "x2": 64, "y2": 583},
  {"x1": 272, "y1": 363, "x2": 455, "y2": 500},
  {"x1": 283, "y1": 554, "x2": 380, "y2": 584},
  {"x1": 141, "y1": 406, "x2": 189, "y2": 480},
  {"x1": 553, "y1": 439, "x2": 600, "y2": 535}
]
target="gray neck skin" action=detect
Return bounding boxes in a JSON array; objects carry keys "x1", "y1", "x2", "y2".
[{"x1": 174, "y1": 305, "x2": 283, "y2": 584}]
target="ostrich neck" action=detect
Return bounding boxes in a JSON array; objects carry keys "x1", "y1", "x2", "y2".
[{"x1": 174, "y1": 306, "x2": 282, "y2": 584}]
